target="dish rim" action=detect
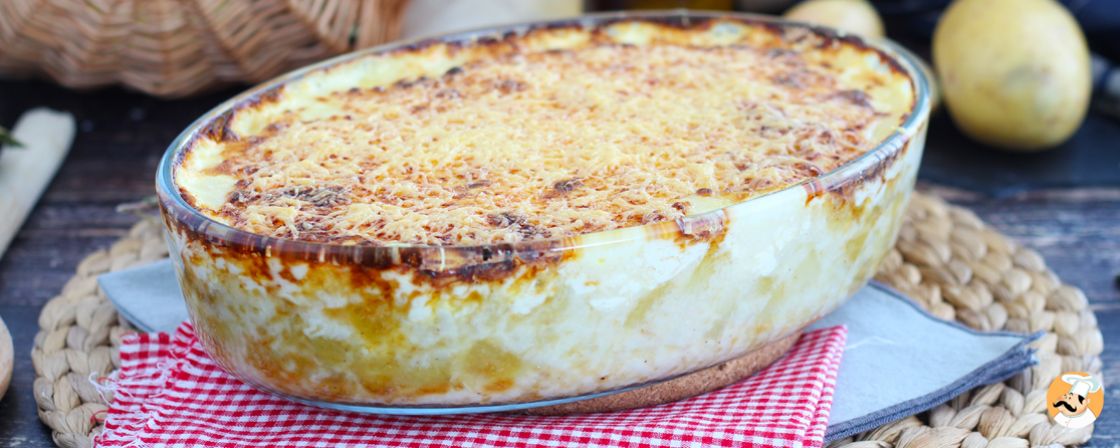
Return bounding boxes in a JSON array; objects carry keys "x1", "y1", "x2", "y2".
[{"x1": 155, "y1": 9, "x2": 932, "y2": 253}]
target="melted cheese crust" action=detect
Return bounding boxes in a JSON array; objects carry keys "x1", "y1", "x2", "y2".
[{"x1": 176, "y1": 21, "x2": 914, "y2": 245}]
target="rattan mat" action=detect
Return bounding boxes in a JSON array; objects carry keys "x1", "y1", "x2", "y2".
[{"x1": 30, "y1": 192, "x2": 1103, "y2": 448}]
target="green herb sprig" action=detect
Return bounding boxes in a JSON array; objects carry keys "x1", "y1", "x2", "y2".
[{"x1": 0, "y1": 126, "x2": 22, "y2": 148}]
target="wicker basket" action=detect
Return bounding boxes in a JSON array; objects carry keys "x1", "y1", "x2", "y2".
[{"x1": 0, "y1": 0, "x2": 410, "y2": 97}]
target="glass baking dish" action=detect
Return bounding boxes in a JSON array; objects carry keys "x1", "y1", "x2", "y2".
[{"x1": 156, "y1": 10, "x2": 931, "y2": 414}]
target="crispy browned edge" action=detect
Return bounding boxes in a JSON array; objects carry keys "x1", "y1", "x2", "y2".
[{"x1": 160, "y1": 15, "x2": 918, "y2": 288}]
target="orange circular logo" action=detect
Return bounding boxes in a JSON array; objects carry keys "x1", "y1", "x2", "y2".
[{"x1": 1046, "y1": 371, "x2": 1104, "y2": 429}]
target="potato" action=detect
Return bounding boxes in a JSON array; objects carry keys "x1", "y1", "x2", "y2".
[
  {"x1": 784, "y1": 0, "x2": 884, "y2": 38},
  {"x1": 933, "y1": 0, "x2": 1090, "y2": 151}
]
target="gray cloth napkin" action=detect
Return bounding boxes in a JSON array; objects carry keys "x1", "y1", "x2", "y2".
[
  {"x1": 810, "y1": 284, "x2": 1039, "y2": 440},
  {"x1": 98, "y1": 260, "x2": 1037, "y2": 441}
]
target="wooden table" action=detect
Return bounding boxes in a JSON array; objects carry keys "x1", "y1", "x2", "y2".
[{"x1": 0, "y1": 79, "x2": 1116, "y2": 446}]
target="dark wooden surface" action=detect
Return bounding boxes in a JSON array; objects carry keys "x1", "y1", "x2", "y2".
[{"x1": 0, "y1": 78, "x2": 1116, "y2": 446}]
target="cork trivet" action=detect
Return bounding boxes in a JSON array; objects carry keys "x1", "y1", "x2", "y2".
[
  {"x1": 526, "y1": 332, "x2": 800, "y2": 416},
  {"x1": 30, "y1": 192, "x2": 1104, "y2": 448}
]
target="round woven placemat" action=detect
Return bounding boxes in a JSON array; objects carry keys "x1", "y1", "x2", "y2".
[{"x1": 30, "y1": 192, "x2": 1103, "y2": 448}]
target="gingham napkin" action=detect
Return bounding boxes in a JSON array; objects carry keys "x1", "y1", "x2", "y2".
[{"x1": 95, "y1": 324, "x2": 847, "y2": 448}]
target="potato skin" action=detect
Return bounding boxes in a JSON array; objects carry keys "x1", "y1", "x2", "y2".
[
  {"x1": 933, "y1": 0, "x2": 1090, "y2": 151},
  {"x1": 784, "y1": 0, "x2": 884, "y2": 38}
]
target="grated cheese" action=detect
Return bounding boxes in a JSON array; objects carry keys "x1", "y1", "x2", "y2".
[{"x1": 176, "y1": 25, "x2": 913, "y2": 246}]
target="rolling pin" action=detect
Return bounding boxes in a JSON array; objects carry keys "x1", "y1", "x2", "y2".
[{"x1": 0, "y1": 108, "x2": 76, "y2": 261}]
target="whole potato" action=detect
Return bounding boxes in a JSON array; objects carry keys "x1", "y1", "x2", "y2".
[
  {"x1": 784, "y1": 0, "x2": 884, "y2": 38},
  {"x1": 933, "y1": 0, "x2": 1090, "y2": 151}
]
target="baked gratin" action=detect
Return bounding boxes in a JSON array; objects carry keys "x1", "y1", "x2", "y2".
[
  {"x1": 176, "y1": 19, "x2": 912, "y2": 246},
  {"x1": 160, "y1": 13, "x2": 929, "y2": 408}
]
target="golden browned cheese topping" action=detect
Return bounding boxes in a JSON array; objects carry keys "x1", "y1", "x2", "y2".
[{"x1": 176, "y1": 24, "x2": 913, "y2": 245}]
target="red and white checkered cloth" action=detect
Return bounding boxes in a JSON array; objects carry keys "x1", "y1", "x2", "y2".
[{"x1": 96, "y1": 324, "x2": 846, "y2": 448}]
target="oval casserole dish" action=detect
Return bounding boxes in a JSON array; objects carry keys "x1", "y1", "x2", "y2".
[{"x1": 157, "y1": 11, "x2": 932, "y2": 412}]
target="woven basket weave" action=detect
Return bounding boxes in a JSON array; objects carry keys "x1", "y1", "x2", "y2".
[
  {"x1": 31, "y1": 192, "x2": 1103, "y2": 448},
  {"x1": 0, "y1": 0, "x2": 410, "y2": 97}
]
